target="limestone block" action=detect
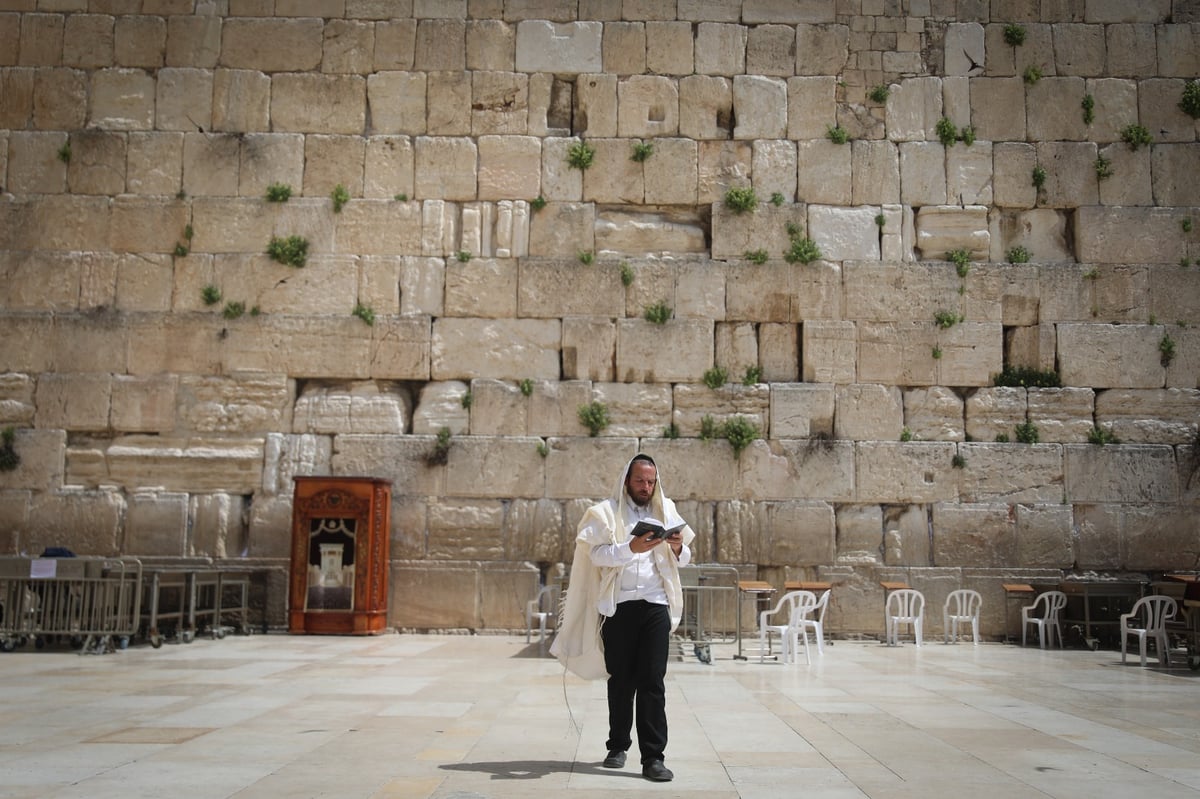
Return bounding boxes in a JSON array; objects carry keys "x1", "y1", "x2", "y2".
[
  {"x1": 360, "y1": 136, "x2": 413, "y2": 199},
  {"x1": 903, "y1": 386, "x2": 963, "y2": 441},
  {"x1": 936, "y1": 322, "x2": 1003, "y2": 387},
  {"x1": 886, "y1": 76, "x2": 941, "y2": 142},
  {"x1": 836, "y1": 504, "x2": 883, "y2": 564},
  {"x1": 0, "y1": 69, "x2": 33, "y2": 131},
  {"x1": 0, "y1": 373, "x2": 35, "y2": 426},
  {"x1": 1151, "y1": 144, "x2": 1200, "y2": 206},
  {"x1": 946, "y1": 141, "x2": 992, "y2": 206},
  {"x1": 834, "y1": 384, "x2": 902, "y2": 442},
  {"x1": 1035, "y1": 141, "x2": 1099, "y2": 208},
  {"x1": 645, "y1": 21, "x2": 693, "y2": 75},
  {"x1": 679, "y1": 75, "x2": 733, "y2": 140},
  {"x1": 543, "y1": 437, "x2": 640, "y2": 499},
  {"x1": 527, "y1": 201, "x2": 595, "y2": 256},
  {"x1": 540, "y1": 137, "x2": 583, "y2": 201},
  {"x1": 67, "y1": 435, "x2": 265, "y2": 493},
  {"x1": 716, "y1": 321, "x2": 757, "y2": 376},
  {"x1": 589, "y1": 382, "x2": 672, "y2": 437},
  {"x1": 471, "y1": 71, "x2": 528, "y2": 135},
  {"x1": 694, "y1": 22, "x2": 746, "y2": 76},
  {"x1": 843, "y1": 261, "x2": 961, "y2": 323},
  {"x1": 444, "y1": 257, "x2": 517, "y2": 318},
  {"x1": 671, "y1": 382, "x2": 768, "y2": 438},
  {"x1": 993, "y1": 208, "x2": 1072, "y2": 264},
  {"x1": 1094, "y1": 142, "x2": 1151, "y2": 205},
  {"x1": 23, "y1": 490, "x2": 123, "y2": 557},
  {"x1": 219, "y1": 18, "x2": 322, "y2": 72},
  {"x1": 902, "y1": 139, "x2": 945, "y2": 203},
  {"x1": 969, "y1": 77, "x2": 1025, "y2": 142},
  {"x1": 366, "y1": 72, "x2": 426, "y2": 135},
  {"x1": 155, "y1": 68, "x2": 212, "y2": 133},
  {"x1": 110, "y1": 196, "x2": 189, "y2": 254},
  {"x1": 1011, "y1": 503, "x2": 1075, "y2": 568},
  {"x1": 758, "y1": 323, "x2": 799, "y2": 382},
  {"x1": 1065, "y1": 444, "x2": 1177, "y2": 503},
  {"x1": 795, "y1": 23, "x2": 848, "y2": 75},
  {"x1": 744, "y1": 23, "x2": 795, "y2": 76},
  {"x1": 992, "y1": 141, "x2": 1037, "y2": 209},
  {"x1": 529, "y1": 380, "x2": 593, "y2": 437},
  {"x1": 956, "y1": 441, "x2": 1064, "y2": 503},
  {"x1": 575, "y1": 72, "x2": 617, "y2": 137},
  {"x1": 425, "y1": 71, "x2": 470, "y2": 135},
  {"x1": 1106, "y1": 23, "x2": 1158, "y2": 77},
  {"x1": 166, "y1": 14, "x2": 221, "y2": 68},
  {"x1": 914, "y1": 205, "x2": 988, "y2": 260},
  {"x1": 432, "y1": 318, "x2": 560, "y2": 380},
  {"x1": 965, "y1": 386, "x2": 1027, "y2": 442},
  {"x1": 34, "y1": 373, "x2": 113, "y2": 431},
  {"x1": 237, "y1": 133, "x2": 304, "y2": 198},
  {"x1": 212, "y1": 68, "x2": 270, "y2": 133},
  {"x1": 182, "y1": 131, "x2": 240, "y2": 197},
  {"x1": 476, "y1": 134, "x2": 540, "y2": 201},
  {"x1": 0, "y1": 428, "x2": 65, "y2": 492},
  {"x1": 467, "y1": 19, "x2": 514, "y2": 70},
  {"x1": 411, "y1": 381, "x2": 471, "y2": 436},
  {"x1": 2, "y1": 250, "x2": 74, "y2": 311},
  {"x1": 807, "y1": 205, "x2": 880, "y2": 261},
  {"x1": 850, "y1": 139, "x2": 899, "y2": 205},
  {"x1": 1024, "y1": 386, "x2": 1095, "y2": 443},
  {"x1": 752, "y1": 501, "x2": 835, "y2": 566},
  {"x1": 210, "y1": 251, "x2": 354, "y2": 316},
  {"x1": 414, "y1": 136, "x2": 477, "y2": 201},
  {"x1": 35, "y1": 69, "x2": 89, "y2": 132},
  {"x1": 802, "y1": 320, "x2": 856, "y2": 383},
  {"x1": 87, "y1": 68, "x2": 154, "y2": 130},
  {"x1": 563, "y1": 317, "x2": 616, "y2": 381},
  {"x1": 711, "y1": 201, "x2": 805, "y2": 262},
  {"x1": 582, "y1": 138, "x2": 644, "y2": 203},
  {"x1": 603, "y1": 21, "x2": 646, "y2": 74},
  {"x1": 856, "y1": 441, "x2": 959, "y2": 503},
  {"x1": 1080, "y1": 78, "x2": 1137, "y2": 143},
  {"x1": 616, "y1": 318, "x2": 713, "y2": 383},
  {"x1": 1058, "y1": 323, "x2": 1165, "y2": 388},
  {"x1": 125, "y1": 492, "x2": 188, "y2": 556},
  {"x1": 1123, "y1": 505, "x2": 1200, "y2": 572},
  {"x1": 292, "y1": 381, "x2": 412, "y2": 434},
  {"x1": 740, "y1": 439, "x2": 853, "y2": 503},
  {"x1": 322, "y1": 20, "x2": 374, "y2": 74},
  {"x1": 270, "y1": 74, "x2": 366, "y2": 135},
  {"x1": 796, "y1": 139, "x2": 851, "y2": 205},
  {"x1": 1025, "y1": 77, "x2": 1088, "y2": 142},
  {"x1": 943, "y1": 22, "x2": 984, "y2": 77},
  {"x1": 688, "y1": 130, "x2": 756, "y2": 210},
  {"x1": 1049, "y1": 23, "x2": 1103, "y2": 77},
  {"x1": 505, "y1": 498, "x2": 569, "y2": 565},
  {"x1": 177, "y1": 373, "x2": 291, "y2": 435},
  {"x1": 1076, "y1": 206, "x2": 1188, "y2": 264},
  {"x1": 515, "y1": 21, "x2": 602, "y2": 73},
  {"x1": 786, "y1": 76, "x2": 836, "y2": 140},
  {"x1": 63, "y1": 14, "x2": 114, "y2": 68},
  {"x1": 931, "y1": 503, "x2": 1016, "y2": 568},
  {"x1": 1006, "y1": 323, "x2": 1057, "y2": 374},
  {"x1": 374, "y1": 19, "x2": 416, "y2": 70},
  {"x1": 413, "y1": 19, "x2": 466, "y2": 71},
  {"x1": 732, "y1": 75, "x2": 786, "y2": 139},
  {"x1": 186, "y1": 197, "x2": 272, "y2": 255},
  {"x1": 518, "y1": 258, "x2": 623, "y2": 318},
  {"x1": 4, "y1": 195, "x2": 110, "y2": 254},
  {"x1": 1157, "y1": 24, "x2": 1200, "y2": 77},
  {"x1": 643, "y1": 138, "x2": 699, "y2": 204},
  {"x1": 426, "y1": 499, "x2": 506, "y2": 562},
  {"x1": 1095, "y1": 388, "x2": 1200, "y2": 444},
  {"x1": 443, "y1": 436, "x2": 546, "y2": 499},
  {"x1": 770, "y1": 383, "x2": 834, "y2": 438},
  {"x1": 858, "y1": 321, "x2": 938, "y2": 386},
  {"x1": 113, "y1": 16, "x2": 165, "y2": 69},
  {"x1": 111, "y1": 374, "x2": 178, "y2": 433},
  {"x1": 329, "y1": 435, "x2": 441, "y2": 499}
]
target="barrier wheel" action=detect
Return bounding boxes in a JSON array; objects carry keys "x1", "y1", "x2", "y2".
[
  {"x1": 0, "y1": 639, "x2": 13, "y2": 652},
  {"x1": 181, "y1": 630, "x2": 194, "y2": 644},
  {"x1": 150, "y1": 633, "x2": 163, "y2": 649},
  {"x1": 1189, "y1": 654, "x2": 1200, "y2": 672}
]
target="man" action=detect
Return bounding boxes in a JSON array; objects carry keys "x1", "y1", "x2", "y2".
[{"x1": 550, "y1": 454, "x2": 694, "y2": 782}]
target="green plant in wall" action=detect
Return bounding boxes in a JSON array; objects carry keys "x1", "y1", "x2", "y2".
[
  {"x1": 578, "y1": 250, "x2": 594, "y2": 265},
  {"x1": 1031, "y1": 165, "x2": 1047, "y2": 191},
  {"x1": 267, "y1": 235, "x2": 309, "y2": 267},
  {"x1": 699, "y1": 415, "x2": 718, "y2": 441},
  {"x1": 578, "y1": 401, "x2": 610, "y2": 437},
  {"x1": 0, "y1": 427, "x2": 20, "y2": 472},
  {"x1": 770, "y1": 192, "x2": 785, "y2": 207},
  {"x1": 250, "y1": 305, "x2": 261, "y2": 316},
  {"x1": 461, "y1": 391, "x2": 473, "y2": 409},
  {"x1": 630, "y1": 141, "x2": 654, "y2": 162},
  {"x1": 1014, "y1": 420, "x2": 1040, "y2": 444},
  {"x1": 394, "y1": 193, "x2": 408, "y2": 201},
  {"x1": 201, "y1": 284, "x2": 222, "y2": 306},
  {"x1": 663, "y1": 422, "x2": 680, "y2": 439},
  {"x1": 331, "y1": 183, "x2": 350, "y2": 213},
  {"x1": 951, "y1": 453, "x2": 966, "y2": 469},
  {"x1": 1120, "y1": 124, "x2": 1153, "y2": 150},
  {"x1": 1159, "y1": 332, "x2": 1176, "y2": 367},
  {"x1": 868, "y1": 85, "x2": 890, "y2": 103},
  {"x1": 1006, "y1": 246, "x2": 1031, "y2": 264},
  {"x1": 1094, "y1": 155, "x2": 1114, "y2": 181},
  {"x1": 960, "y1": 125, "x2": 976, "y2": 146},
  {"x1": 932, "y1": 345, "x2": 943, "y2": 360},
  {"x1": 1087, "y1": 426, "x2": 1120, "y2": 445},
  {"x1": 352, "y1": 302, "x2": 375, "y2": 326},
  {"x1": 222, "y1": 301, "x2": 245, "y2": 319},
  {"x1": 1182, "y1": 218, "x2": 1194, "y2": 233},
  {"x1": 426, "y1": 426, "x2": 452, "y2": 466},
  {"x1": 456, "y1": 250, "x2": 471, "y2": 262},
  {"x1": 530, "y1": 194, "x2": 546, "y2": 212},
  {"x1": 702, "y1": 365, "x2": 728, "y2": 389},
  {"x1": 722, "y1": 416, "x2": 760, "y2": 460},
  {"x1": 567, "y1": 140, "x2": 595, "y2": 170},
  {"x1": 900, "y1": 427, "x2": 913, "y2": 442},
  {"x1": 745, "y1": 248, "x2": 769, "y2": 264},
  {"x1": 519, "y1": 378, "x2": 534, "y2": 396},
  {"x1": 174, "y1": 242, "x2": 189, "y2": 257},
  {"x1": 826, "y1": 124, "x2": 850, "y2": 144},
  {"x1": 644, "y1": 301, "x2": 672, "y2": 325},
  {"x1": 1003, "y1": 23, "x2": 1027, "y2": 46},
  {"x1": 875, "y1": 213, "x2": 886, "y2": 228},
  {"x1": 742, "y1": 365, "x2": 762, "y2": 385},
  {"x1": 57, "y1": 141, "x2": 71, "y2": 163},
  {"x1": 993, "y1": 365, "x2": 1061, "y2": 387},
  {"x1": 1082, "y1": 94, "x2": 1095, "y2": 125},
  {"x1": 1180, "y1": 80, "x2": 1200, "y2": 119},
  {"x1": 783, "y1": 224, "x2": 822, "y2": 264},
  {"x1": 946, "y1": 249, "x2": 971, "y2": 278},
  {"x1": 536, "y1": 440, "x2": 550, "y2": 457},
  {"x1": 934, "y1": 310, "x2": 963, "y2": 329},
  {"x1": 619, "y1": 261, "x2": 634, "y2": 286},
  {"x1": 266, "y1": 183, "x2": 292, "y2": 202},
  {"x1": 1023, "y1": 64, "x2": 1042, "y2": 84},
  {"x1": 724, "y1": 185, "x2": 758, "y2": 214},
  {"x1": 936, "y1": 116, "x2": 958, "y2": 147}
]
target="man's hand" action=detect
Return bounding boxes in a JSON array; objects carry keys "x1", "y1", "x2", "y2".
[
  {"x1": 664, "y1": 531, "x2": 684, "y2": 557},
  {"x1": 629, "y1": 533, "x2": 668, "y2": 554}
]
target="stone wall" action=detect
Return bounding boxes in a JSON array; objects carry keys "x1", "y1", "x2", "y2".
[{"x1": 0, "y1": 0, "x2": 1198, "y2": 640}]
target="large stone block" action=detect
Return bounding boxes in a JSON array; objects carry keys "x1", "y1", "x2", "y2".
[
  {"x1": 758, "y1": 322, "x2": 799, "y2": 382},
  {"x1": 111, "y1": 374, "x2": 178, "y2": 434},
  {"x1": 515, "y1": 20, "x2": 601, "y2": 73},
  {"x1": 66, "y1": 435, "x2": 265, "y2": 493},
  {"x1": 88, "y1": 67, "x2": 154, "y2": 130},
  {"x1": 711, "y1": 201, "x2": 805, "y2": 261},
  {"x1": 292, "y1": 380, "x2": 412, "y2": 434},
  {"x1": 750, "y1": 139, "x2": 796, "y2": 205},
  {"x1": 935, "y1": 322, "x2": 1003, "y2": 387},
  {"x1": 562, "y1": 316, "x2": 616, "y2": 381},
  {"x1": 527, "y1": 201, "x2": 594, "y2": 256},
  {"x1": 965, "y1": 386, "x2": 1027, "y2": 442},
  {"x1": 1106, "y1": 23, "x2": 1158, "y2": 77},
  {"x1": 645, "y1": 20, "x2": 693, "y2": 75},
  {"x1": 856, "y1": 441, "x2": 959, "y2": 503},
  {"x1": 443, "y1": 436, "x2": 546, "y2": 499},
  {"x1": 1058, "y1": 323, "x2": 1165, "y2": 389},
  {"x1": 1095, "y1": 388, "x2": 1200, "y2": 444},
  {"x1": 1027, "y1": 387, "x2": 1096, "y2": 443},
  {"x1": 616, "y1": 318, "x2": 713, "y2": 384},
  {"x1": 882, "y1": 505, "x2": 930, "y2": 567},
  {"x1": 444, "y1": 257, "x2": 517, "y2": 318},
  {"x1": 969, "y1": 77, "x2": 1026, "y2": 142},
  {"x1": 903, "y1": 386, "x2": 963, "y2": 442},
  {"x1": 697, "y1": 140, "x2": 752, "y2": 203},
  {"x1": 413, "y1": 136, "x2": 477, "y2": 200},
  {"x1": 543, "y1": 437, "x2": 639, "y2": 499},
  {"x1": 857, "y1": 321, "x2": 938, "y2": 386},
  {"x1": 956, "y1": 442, "x2": 1064, "y2": 503},
  {"x1": 802, "y1": 320, "x2": 856, "y2": 383},
  {"x1": 642, "y1": 138, "x2": 698, "y2": 205},
  {"x1": 470, "y1": 70, "x2": 528, "y2": 135},
  {"x1": 796, "y1": 139, "x2": 851, "y2": 205},
  {"x1": 899, "y1": 141, "x2": 947, "y2": 206},
  {"x1": 617, "y1": 74, "x2": 678, "y2": 138},
  {"x1": 886, "y1": 76, "x2": 940, "y2": 142},
  {"x1": 590, "y1": 382, "x2": 673, "y2": 437},
  {"x1": 851, "y1": 139, "x2": 900, "y2": 205},
  {"x1": 671, "y1": 382, "x2": 768, "y2": 438},
  {"x1": 220, "y1": 17, "x2": 322, "y2": 72},
  {"x1": 431, "y1": 318, "x2": 560, "y2": 380},
  {"x1": 679, "y1": 75, "x2": 733, "y2": 140},
  {"x1": 34, "y1": 373, "x2": 113, "y2": 431},
  {"x1": 176, "y1": 373, "x2": 291, "y2": 435},
  {"x1": 0, "y1": 428, "x2": 65, "y2": 493},
  {"x1": 124, "y1": 491, "x2": 188, "y2": 556},
  {"x1": 366, "y1": 71, "x2": 426, "y2": 134},
  {"x1": 769, "y1": 383, "x2": 834, "y2": 438},
  {"x1": 23, "y1": 490, "x2": 124, "y2": 557},
  {"x1": 836, "y1": 504, "x2": 883, "y2": 564},
  {"x1": 1065, "y1": 444, "x2": 1177, "y2": 503},
  {"x1": 694, "y1": 22, "x2": 746, "y2": 76},
  {"x1": 835, "y1": 383, "x2": 903, "y2": 442},
  {"x1": 795, "y1": 22, "x2": 847, "y2": 75},
  {"x1": 1014, "y1": 503, "x2": 1075, "y2": 568},
  {"x1": 739, "y1": 439, "x2": 854, "y2": 503},
  {"x1": 1151, "y1": 144, "x2": 1200, "y2": 206},
  {"x1": 931, "y1": 503, "x2": 1016, "y2": 568},
  {"x1": 270, "y1": 73, "x2": 366, "y2": 135},
  {"x1": 992, "y1": 141, "x2": 1038, "y2": 209},
  {"x1": 518, "y1": 258, "x2": 624, "y2": 318},
  {"x1": 476, "y1": 134, "x2": 540, "y2": 200},
  {"x1": 212, "y1": 68, "x2": 270, "y2": 133},
  {"x1": 914, "y1": 205, "x2": 989, "y2": 260},
  {"x1": 732, "y1": 75, "x2": 786, "y2": 139},
  {"x1": 808, "y1": 205, "x2": 880, "y2": 262},
  {"x1": 582, "y1": 138, "x2": 643, "y2": 203}
]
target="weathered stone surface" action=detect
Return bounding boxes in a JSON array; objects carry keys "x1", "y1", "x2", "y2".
[
  {"x1": 750, "y1": 139, "x2": 796, "y2": 204},
  {"x1": 582, "y1": 137, "x2": 644, "y2": 203},
  {"x1": 886, "y1": 76, "x2": 940, "y2": 142},
  {"x1": 1076, "y1": 206, "x2": 1188, "y2": 264},
  {"x1": 432, "y1": 318, "x2": 560, "y2": 380},
  {"x1": 515, "y1": 20, "x2": 601, "y2": 73},
  {"x1": 527, "y1": 201, "x2": 595, "y2": 256},
  {"x1": 759, "y1": 322, "x2": 799, "y2": 382},
  {"x1": 671, "y1": 383, "x2": 769, "y2": 438},
  {"x1": 796, "y1": 139, "x2": 851, "y2": 205},
  {"x1": 835, "y1": 384, "x2": 903, "y2": 442},
  {"x1": 732, "y1": 75, "x2": 787, "y2": 139},
  {"x1": 965, "y1": 386, "x2": 1027, "y2": 442},
  {"x1": 615, "y1": 318, "x2": 712, "y2": 383},
  {"x1": 617, "y1": 75, "x2": 678, "y2": 138},
  {"x1": 124, "y1": 491, "x2": 188, "y2": 556},
  {"x1": 956, "y1": 442, "x2": 1064, "y2": 503},
  {"x1": 737, "y1": 438, "x2": 855, "y2": 503},
  {"x1": 850, "y1": 139, "x2": 899, "y2": 205},
  {"x1": 67, "y1": 435, "x2": 265, "y2": 493},
  {"x1": 903, "y1": 387, "x2": 963, "y2": 442},
  {"x1": 711, "y1": 201, "x2": 806, "y2": 261},
  {"x1": 518, "y1": 258, "x2": 623, "y2": 318},
  {"x1": 802, "y1": 320, "x2": 856, "y2": 383},
  {"x1": 835, "y1": 504, "x2": 883, "y2": 564},
  {"x1": 1058, "y1": 323, "x2": 1165, "y2": 389},
  {"x1": 1094, "y1": 388, "x2": 1200, "y2": 444},
  {"x1": 694, "y1": 22, "x2": 746, "y2": 76},
  {"x1": 770, "y1": 383, "x2": 834, "y2": 438},
  {"x1": 34, "y1": 373, "x2": 113, "y2": 431},
  {"x1": 914, "y1": 205, "x2": 989, "y2": 260},
  {"x1": 1066, "y1": 444, "x2": 1178, "y2": 503},
  {"x1": 882, "y1": 505, "x2": 930, "y2": 567},
  {"x1": 0, "y1": 428, "x2": 65, "y2": 493},
  {"x1": 1027, "y1": 387, "x2": 1096, "y2": 443},
  {"x1": 292, "y1": 380, "x2": 412, "y2": 434},
  {"x1": 856, "y1": 441, "x2": 958, "y2": 503},
  {"x1": 931, "y1": 502, "x2": 1017, "y2": 567},
  {"x1": 561, "y1": 316, "x2": 615, "y2": 381},
  {"x1": 857, "y1": 322, "x2": 937, "y2": 386},
  {"x1": 591, "y1": 382, "x2": 673, "y2": 437},
  {"x1": 595, "y1": 209, "x2": 706, "y2": 255},
  {"x1": 19, "y1": 489, "x2": 124, "y2": 557},
  {"x1": 678, "y1": 74, "x2": 733, "y2": 140}
]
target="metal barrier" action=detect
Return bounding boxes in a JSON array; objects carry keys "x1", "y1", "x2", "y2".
[
  {"x1": 0, "y1": 556, "x2": 142, "y2": 654},
  {"x1": 140, "y1": 568, "x2": 254, "y2": 648},
  {"x1": 675, "y1": 564, "x2": 740, "y2": 662}
]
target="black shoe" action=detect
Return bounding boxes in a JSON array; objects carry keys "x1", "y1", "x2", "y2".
[
  {"x1": 642, "y1": 760, "x2": 673, "y2": 782},
  {"x1": 602, "y1": 750, "x2": 626, "y2": 768}
]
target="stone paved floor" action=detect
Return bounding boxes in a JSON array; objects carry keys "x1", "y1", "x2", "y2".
[{"x1": 0, "y1": 631, "x2": 1197, "y2": 798}]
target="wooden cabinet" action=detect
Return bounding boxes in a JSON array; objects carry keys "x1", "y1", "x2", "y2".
[{"x1": 288, "y1": 476, "x2": 392, "y2": 635}]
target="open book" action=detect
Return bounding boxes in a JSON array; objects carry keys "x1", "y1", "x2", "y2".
[{"x1": 631, "y1": 519, "x2": 686, "y2": 541}]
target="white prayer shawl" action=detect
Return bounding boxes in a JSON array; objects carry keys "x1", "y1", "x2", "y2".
[{"x1": 549, "y1": 455, "x2": 695, "y2": 680}]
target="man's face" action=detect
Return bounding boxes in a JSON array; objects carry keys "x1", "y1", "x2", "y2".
[{"x1": 625, "y1": 461, "x2": 657, "y2": 507}]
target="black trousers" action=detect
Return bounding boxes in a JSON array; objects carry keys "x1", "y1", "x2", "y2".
[{"x1": 600, "y1": 599, "x2": 671, "y2": 764}]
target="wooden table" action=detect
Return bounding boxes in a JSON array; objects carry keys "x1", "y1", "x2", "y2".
[
  {"x1": 784, "y1": 580, "x2": 831, "y2": 594},
  {"x1": 736, "y1": 580, "x2": 776, "y2": 660},
  {"x1": 1002, "y1": 583, "x2": 1036, "y2": 644}
]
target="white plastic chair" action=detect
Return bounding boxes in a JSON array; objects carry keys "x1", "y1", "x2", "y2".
[
  {"x1": 1120, "y1": 595, "x2": 1177, "y2": 666},
  {"x1": 1021, "y1": 590, "x2": 1067, "y2": 648},
  {"x1": 943, "y1": 589, "x2": 983, "y2": 645},
  {"x1": 525, "y1": 585, "x2": 559, "y2": 644},
  {"x1": 885, "y1": 589, "x2": 925, "y2": 647},
  {"x1": 759, "y1": 590, "x2": 815, "y2": 664},
  {"x1": 795, "y1": 590, "x2": 830, "y2": 656}
]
